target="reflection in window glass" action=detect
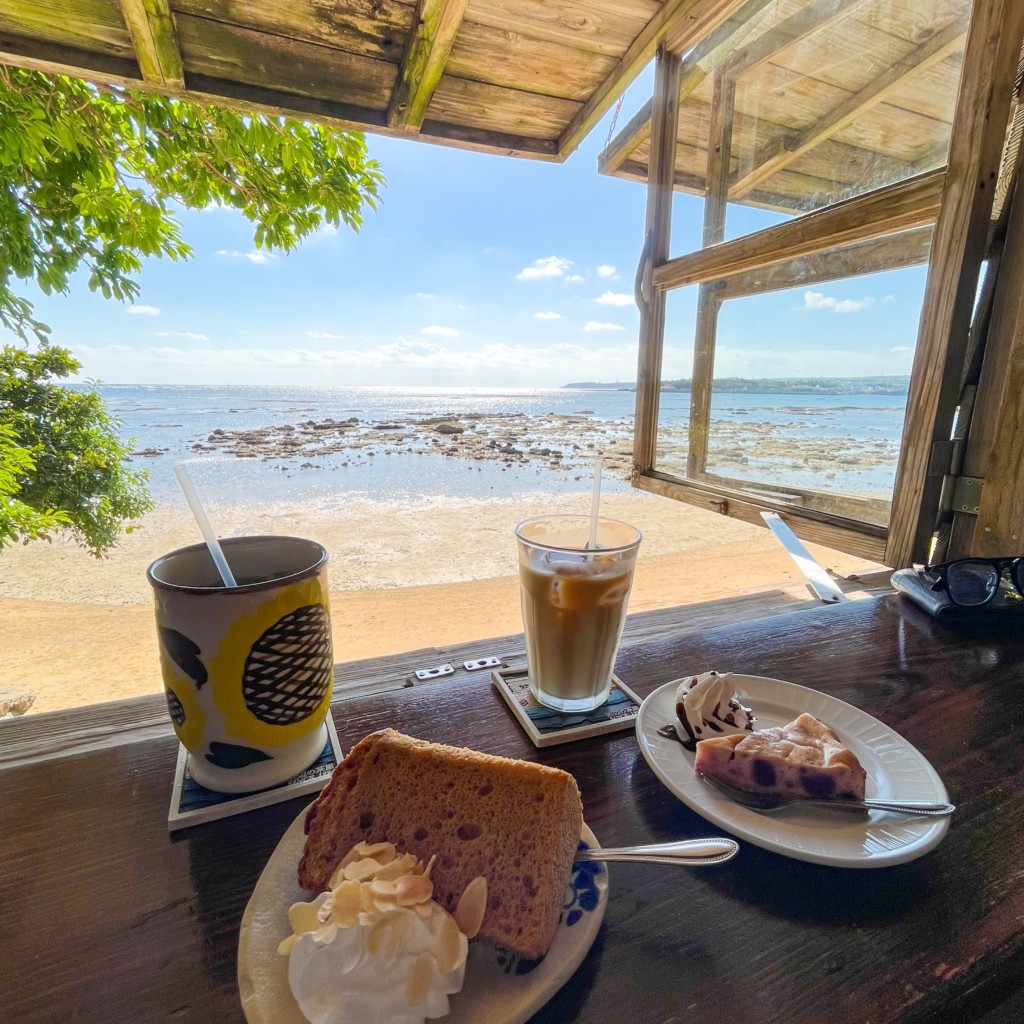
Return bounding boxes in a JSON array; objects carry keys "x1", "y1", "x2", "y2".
[
  {"x1": 655, "y1": 252, "x2": 931, "y2": 527},
  {"x1": 653, "y1": 0, "x2": 971, "y2": 255}
]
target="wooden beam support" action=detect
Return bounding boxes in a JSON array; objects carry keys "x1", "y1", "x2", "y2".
[
  {"x1": 388, "y1": 0, "x2": 468, "y2": 130},
  {"x1": 118, "y1": 0, "x2": 184, "y2": 88},
  {"x1": 688, "y1": 64, "x2": 735, "y2": 479},
  {"x1": 732, "y1": 23, "x2": 966, "y2": 199},
  {"x1": 633, "y1": 45, "x2": 681, "y2": 481},
  {"x1": 886, "y1": 0, "x2": 1024, "y2": 567},
  {"x1": 653, "y1": 168, "x2": 945, "y2": 291},
  {"x1": 560, "y1": 0, "x2": 748, "y2": 159},
  {"x1": 715, "y1": 226, "x2": 934, "y2": 299}
]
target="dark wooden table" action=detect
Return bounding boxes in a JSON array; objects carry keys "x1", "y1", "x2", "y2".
[{"x1": 2, "y1": 593, "x2": 1023, "y2": 1024}]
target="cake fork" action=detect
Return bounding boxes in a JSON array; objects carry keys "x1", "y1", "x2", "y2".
[{"x1": 698, "y1": 772, "x2": 955, "y2": 817}]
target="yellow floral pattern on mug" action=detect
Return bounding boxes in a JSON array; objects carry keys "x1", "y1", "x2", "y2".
[{"x1": 207, "y1": 577, "x2": 333, "y2": 749}]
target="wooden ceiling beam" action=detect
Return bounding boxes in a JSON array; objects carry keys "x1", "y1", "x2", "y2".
[
  {"x1": 388, "y1": 0, "x2": 469, "y2": 131},
  {"x1": 732, "y1": 22, "x2": 967, "y2": 199},
  {"x1": 559, "y1": 0, "x2": 749, "y2": 159},
  {"x1": 0, "y1": 31, "x2": 141, "y2": 84},
  {"x1": 118, "y1": 0, "x2": 184, "y2": 88}
]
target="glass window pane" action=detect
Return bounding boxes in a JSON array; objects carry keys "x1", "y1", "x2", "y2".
[
  {"x1": 660, "y1": 0, "x2": 971, "y2": 256},
  {"x1": 655, "y1": 233, "x2": 932, "y2": 527}
]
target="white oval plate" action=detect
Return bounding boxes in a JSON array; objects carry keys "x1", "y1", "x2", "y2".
[
  {"x1": 238, "y1": 809, "x2": 608, "y2": 1024},
  {"x1": 635, "y1": 675, "x2": 951, "y2": 868}
]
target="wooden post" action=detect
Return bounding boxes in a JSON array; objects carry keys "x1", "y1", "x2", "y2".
[
  {"x1": 886, "y1": 0, "x2": 1024, "y2": 567},
  {"x1": 948, "y1": 149, "x2": 1024, "y2": 555},
  {"x1": 633, "y1": 45, "x2": 681, "y2": 482},
  {"x1": 687, "y1": 63, "x2": 735, "y2": 480}
]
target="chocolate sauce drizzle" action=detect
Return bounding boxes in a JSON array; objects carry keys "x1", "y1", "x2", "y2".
[{"x1": 656, "y1": 723, "x2": 697, "y2": 752}]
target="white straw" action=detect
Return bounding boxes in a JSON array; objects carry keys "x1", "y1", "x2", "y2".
[
  {"x1": 587, "y1": 458, "x2": 603, "y2": 550},
  {"x1": 174, "y1": 463, "x2": 238, "y2": 587}
]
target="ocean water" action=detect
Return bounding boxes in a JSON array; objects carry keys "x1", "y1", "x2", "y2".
[{"x1": 95, "y1": 384, "x2": 907, "y2": 506}]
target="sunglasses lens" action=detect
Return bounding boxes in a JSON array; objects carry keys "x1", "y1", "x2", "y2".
[{"x1": 946, "y1": 560, "x2": 999, "y2": 606}]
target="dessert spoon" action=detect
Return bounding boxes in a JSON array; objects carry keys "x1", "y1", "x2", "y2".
[
  {"x1": 698, "y1": 772, "x2": 955, "y2": 817},
  {"x1": 574, "y1": 837, "x2": 739, "y2": 867}
]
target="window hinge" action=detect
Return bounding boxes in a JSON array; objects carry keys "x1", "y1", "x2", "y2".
[{"x1": 940, "y1": 474, "x2": 984, "y2": 514}]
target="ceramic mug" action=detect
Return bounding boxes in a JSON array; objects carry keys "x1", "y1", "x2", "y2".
[{"x1": 147, "y1": 535, "x2": 333, "y2": 793}]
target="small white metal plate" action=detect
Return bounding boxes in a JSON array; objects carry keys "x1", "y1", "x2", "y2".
[
  {"x1": 413, "y1": 664, "x2": 454, "y2": 680},
  {"x1": 463, "y1": 656, "x2": 502, "y2": 671}
]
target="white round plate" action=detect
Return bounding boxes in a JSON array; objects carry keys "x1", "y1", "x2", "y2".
[
  {"x1": 635, "y1": 675, "x2": 951, "y2": 868},
  {"x1": 238, "y1": 809, "x2": 608, "y2": 1024}
]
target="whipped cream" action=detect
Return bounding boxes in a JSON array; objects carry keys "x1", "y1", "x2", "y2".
[
  {"x1": 674, "y1": 670, "x2": 755, "y2": 748},
  {"x1": 280, "y1": 841, "x2": 483, "y2": 1024}
]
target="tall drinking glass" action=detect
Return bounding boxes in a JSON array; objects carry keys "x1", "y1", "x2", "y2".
[{"x1": 515, "y1": 515, "x2": 642, "y2": 712}]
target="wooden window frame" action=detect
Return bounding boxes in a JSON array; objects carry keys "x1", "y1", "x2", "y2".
[{"x1": 632, "y1": 0, "x2": 1024, "y2": 567}]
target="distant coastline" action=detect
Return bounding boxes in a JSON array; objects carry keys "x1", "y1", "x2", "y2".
[{"x1": 563, "y1": 376, "x2": 910, "y2": 395}]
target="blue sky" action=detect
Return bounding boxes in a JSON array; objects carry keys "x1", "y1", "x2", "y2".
[{"x1": 15, "y1": 81, "x2": 928, "y2": 388}]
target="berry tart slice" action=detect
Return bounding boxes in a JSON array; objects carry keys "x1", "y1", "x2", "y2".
[{"x1": 694, "y1": 712, "x2": 866, "y2": 802}]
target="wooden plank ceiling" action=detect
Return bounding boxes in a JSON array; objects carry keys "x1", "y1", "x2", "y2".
[
  {"x1": 0, "y1": 0, "x2": 750, "y2": 160},
  {"x1": 600, "y1": 0, "x2": 974, "y2": 213}
]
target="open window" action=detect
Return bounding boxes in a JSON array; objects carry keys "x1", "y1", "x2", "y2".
[{"x1": 601, "y1": 0, "x2": 1022, "y2": 565}]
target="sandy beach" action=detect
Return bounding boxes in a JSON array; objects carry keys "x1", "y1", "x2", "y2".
[{"x1": 1, "y1": 489, "x2": 883, "y2": 715}]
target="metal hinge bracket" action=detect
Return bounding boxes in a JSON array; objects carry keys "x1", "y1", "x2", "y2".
[{"x1": 940, "y1": 474, "x2": 984, "y2": 514}]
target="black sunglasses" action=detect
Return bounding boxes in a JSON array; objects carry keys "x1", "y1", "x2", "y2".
[{"x1": 923, "y1": 557, "x2": 1024, "y2": 607}]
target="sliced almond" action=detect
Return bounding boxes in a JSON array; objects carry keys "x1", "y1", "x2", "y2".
[
  {"x1": 329, "y1": 879, "x2": 363, "y2": 926},
  {"x1": 394, "y1": 873, "x2": 433, "y2": 906},
  {"x1": 453, "y1": 876, "x2": 487, "y2": 939},
  {"x1": 435, "y1": 912, "x2": 465, "y2": 975},
  {"x1": 373, "y1": 853, "x2": 418, "y2": 881},
  {"x1": 287, "y1": 900, "x2": 322, "y2": 936},
  {"x1": 369, "y1": 878, "x2": 398, "y2": 899},
  {"x1": 343, "y1": 857, "x2": 384, "y2": 882},
  {"x1": 406, "y1": 952, "x2": 438, "y2": 1006},
  {"x1": 357, "y1": 841, "x2": 396, "y2": 863}
]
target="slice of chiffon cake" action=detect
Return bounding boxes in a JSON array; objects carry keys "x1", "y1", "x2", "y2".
[
  {"x1": 298, "y1": 729, "x2": 584, "y2": 959},
  {"x1": 695, "y1": 712, "x2": 866, "y2": 801}
]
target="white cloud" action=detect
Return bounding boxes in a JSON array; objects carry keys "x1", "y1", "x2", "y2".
[
  {"x1": 421, "y1": 325, "x2": 460, "y2": 337},
  {"x1": 533, "y1": 311, "x2": 562, "y2": 320},
  {"x1": 890, "y1": 345, "x2": 913, "y2": 353},
  {"x1": 684, "y1": 343, "x2": 916, "y2": 379},
  {"x1": 127, "y1": 305, "x2": 160, "y2": 316},
  {"x1": 155, "y1": 330, "x2": 208, "y2": 340},
  {"x1": 413, "y1": 292, "x2": 436, "y2": 300},
  {"x1": 803, "y1": 291, "x2": 875, "y2": 314},
  {"x1": 584, "y1": 321, "x2": 626, "y2": 332},
  {"x1": 308, "y1": 331, "x2": 345, "y2": 340},
  {"x1": 516, "y1": 256, "x2": 572, "y2": 281},
  {"x1": 215, "y1": 248, "x2": 276, "y2": 265},
  {"x1": 595, "y1": 291, "x2": 634, "y2": 307},
  {"x1": 565, "y1": 274, "x2": 584, "y2": 283},
  {"x1": 71, "y1": 339, "x2": 643, "y2": 387},
  {"x1": 597, "y1": 265, "x2": 617, "y2": 278}
]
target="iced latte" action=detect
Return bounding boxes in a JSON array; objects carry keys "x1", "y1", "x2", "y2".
[{"x1": 515, "y1": 516, "x2": 642, "y2": 712}]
